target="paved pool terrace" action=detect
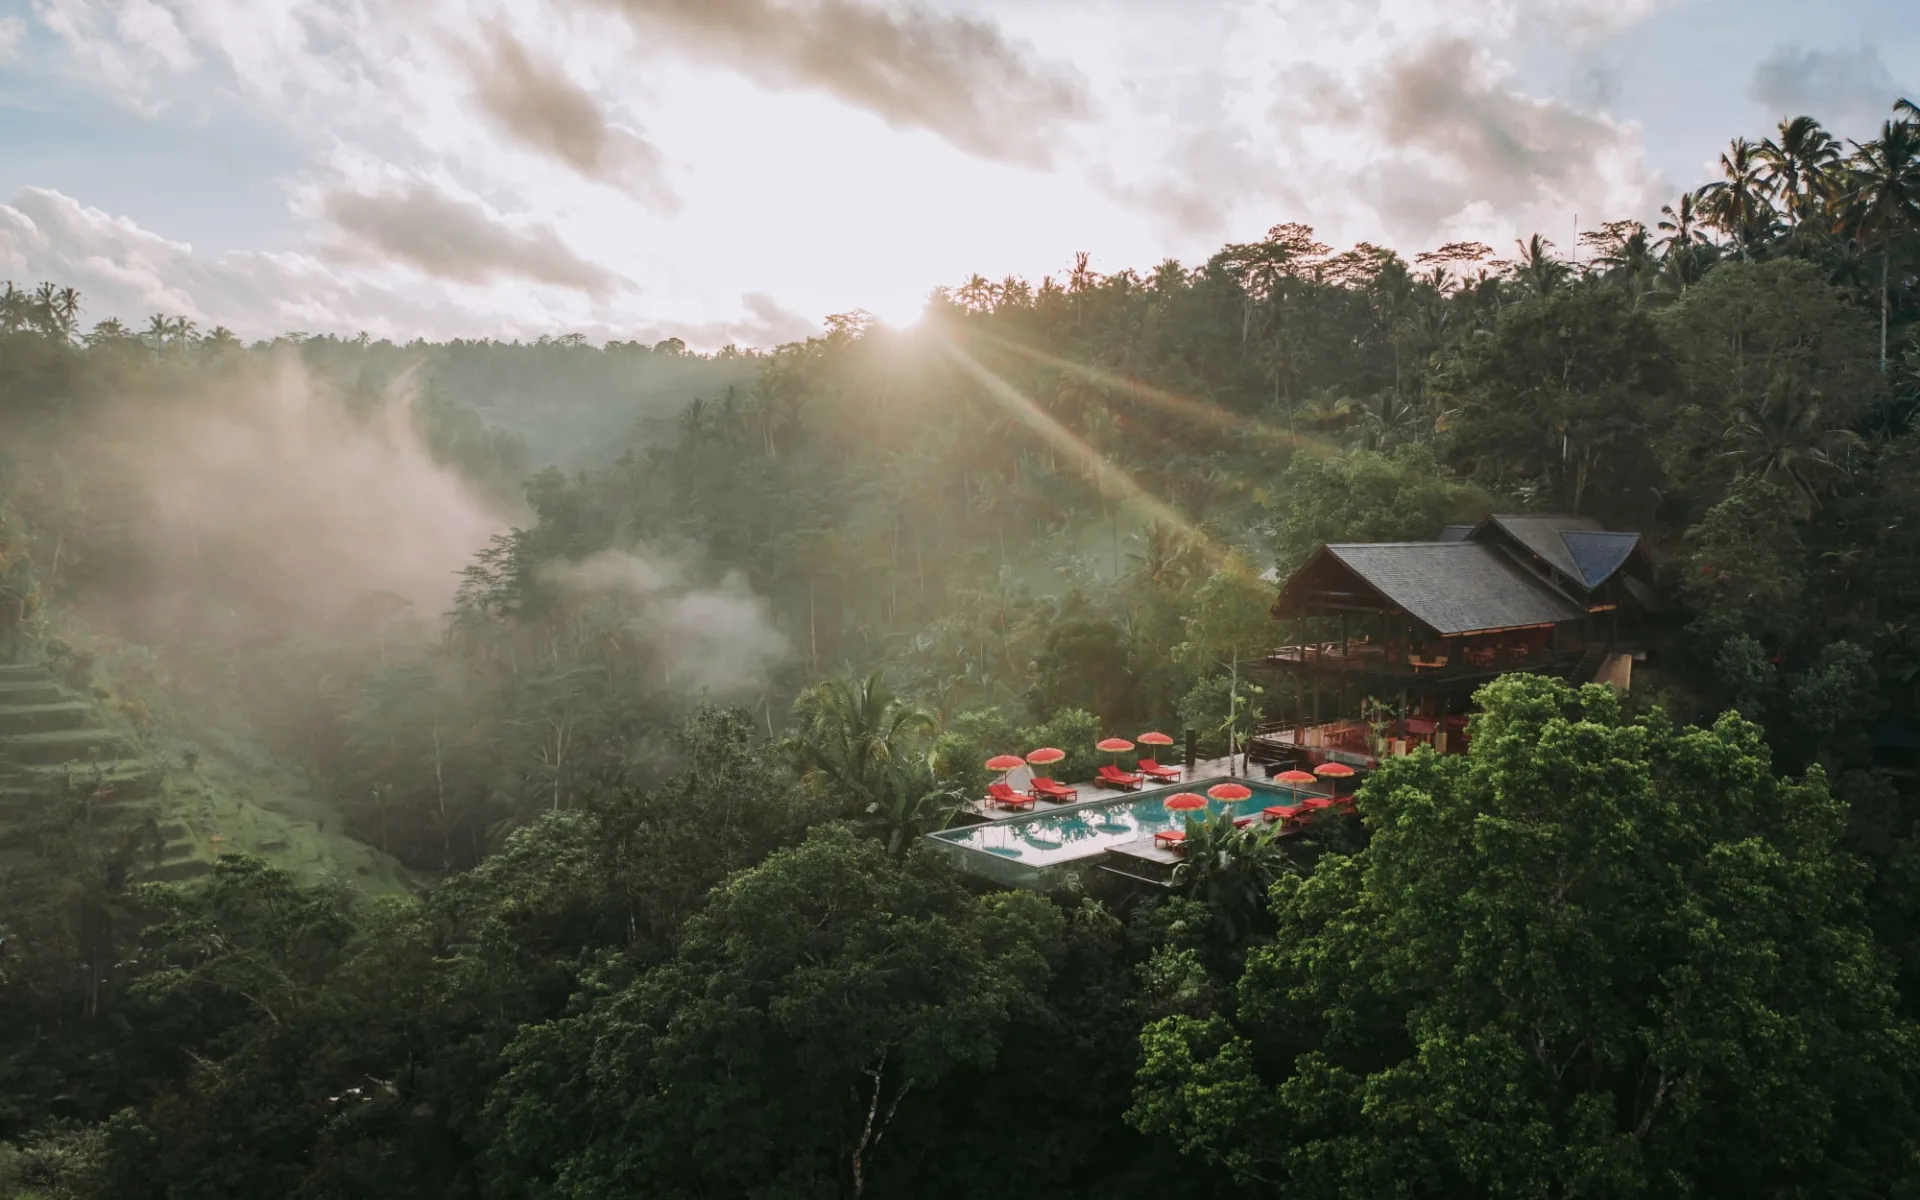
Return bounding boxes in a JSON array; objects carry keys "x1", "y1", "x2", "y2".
[{"x1": 930, "y1": 769, "x2": 1339, "y2": 889}]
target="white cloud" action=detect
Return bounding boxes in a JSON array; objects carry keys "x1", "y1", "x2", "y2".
[
  {"x1": 12, "y1": 0, "x2": 1682, "y2": 342},
  {"x1": 0, "y1": 16, "x2": 26, "y2": 62},
  {"x1": 32, "y1": 0, "x2": 198, "y2": 113}
]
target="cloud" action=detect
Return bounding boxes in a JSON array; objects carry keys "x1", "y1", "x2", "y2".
[
  {"x1": 460, "y1": 22, "x2": 679, "y2": 212},
  {"x1": 32, "y1": 0, "x2": 197, "y2": 114},
  {"x1": 1749, "y1": 43, "x2": 1904, "y2": 124},
  {"x1": 1283, "y1": 37, "x2": 1662, "y2": 243},
  {"x1": 587, "y1": 0, "x2": 1090, "y2": 165},
  {"x1": 320, "y1": 180, "x2": 625, "y2": 297},
  {"x1": 0, "y1": 16, "x2": 25, "y2": 62}
]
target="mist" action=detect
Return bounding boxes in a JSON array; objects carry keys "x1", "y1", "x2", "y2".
[
  {"x1": 47, "y1": 354, "x2": 508, "y2": 647},
  {"x1": 543, "y1": 549, "x2": 788, "y2": 698}
]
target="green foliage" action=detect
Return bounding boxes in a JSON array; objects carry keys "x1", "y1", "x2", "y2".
[
  {"x1": 1131, "y1": 674, "x2": 1920, "y2": 1194},
  {"x1": 1270, "y1": 445, "x2": 1483, "y2": 576},
  {"x1": 1683, "y1": 478, "x2": 1809, "y2": 649},
  {"x1": 1441, "y1": 286, "x2": 1676, "y2": 523},
  {"x1": 1017, "y1": 707, "x2": 1103, "y2": 782},
  {"x1": 490, "y1": 827, "x2": 1062, "y2": 1198}
]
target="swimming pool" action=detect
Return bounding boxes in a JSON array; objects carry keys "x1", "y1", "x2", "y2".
[{"x1": 928, "y1": 776, "x2": 1324, "y2": 887}]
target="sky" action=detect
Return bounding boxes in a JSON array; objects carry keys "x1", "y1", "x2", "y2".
[{"x1": 0, "y1": 0, "x2": 1914, "y2": 348}]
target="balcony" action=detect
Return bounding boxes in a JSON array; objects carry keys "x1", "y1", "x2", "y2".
[{"x1": 1260, "y1": 638, "x2": 1589, "y2": 684}]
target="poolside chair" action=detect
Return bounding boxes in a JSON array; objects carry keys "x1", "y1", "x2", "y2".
[
  {"x1": 1096, "y1": 765, "x2": 1144, "y2": 790},
  {"x1": 1264, "y1": 803, "x2": 1305, "y2": 828},
  {"x1": 1029, "y1": 776, "x2": 1079, "y2": 802},
  {"x1": 1136, "y1": 757, "x2": 1181, "y2": 781},
  {"x1": 1153, "y1": 829, "x2": 1186, "y2": 849},
  {"x1": 986, "y1": 782, "x2": 1033, "y2": 811}
]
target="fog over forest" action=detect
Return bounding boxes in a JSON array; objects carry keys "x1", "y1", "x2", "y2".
[{"x1": 2, "y1": 2, "x2": 1920, "y2": 1197}]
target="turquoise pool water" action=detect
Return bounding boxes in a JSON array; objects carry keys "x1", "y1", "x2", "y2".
[{"x1": 932, "y1": 776, "x2": 1321, "y2": 868}]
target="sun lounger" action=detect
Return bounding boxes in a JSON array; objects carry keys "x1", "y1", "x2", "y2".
[
  {"x1": 1096, "y1": 765, "x2": 1144, "y2": 790},
  {"x1": 1153, "y1": 829, "x2": 1186, "y2": 848},
  {"x1": 1136, "y1": 758, "x2": 1181, "y2": 781},
  {"x1": 987, "y1": 782, "x2": 1033, "y2": 810},
  {"x1": 1029, "y1": 776, "x2": 1079, "y2": 801}
]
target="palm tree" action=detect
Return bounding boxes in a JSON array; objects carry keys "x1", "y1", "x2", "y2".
[
  {"x1": 1721, "y1": 378, "x2": 1865, "y2": 513},
  {"x1": 0, "y1": 282, "x2": 30, "y2": 333},
  {"x1": 84, "y1": 317, "x2": 128, "y2": 345},
  {"x1": 786, "y1": 669, "x2": 936, "y2": 818},
  {"x1": 1696, "y1": 138, "x2": 1776, "y2": 257},
  {"x1": 1507, "y1": 233, "x2": 1571, "y2": 297},
  {"x1": 1169, "y1": 810, "x2": 1295, "y2": 943},
  {"x1": 1841, "y1": 120, "x2": 1920, "y2": 372},
  {"x1": 1357, "y1": 388, "x2": 1421, "y2": 450},
  {"x1": 1758, "y1": 116, "x2": 1841, "y2": 229}
]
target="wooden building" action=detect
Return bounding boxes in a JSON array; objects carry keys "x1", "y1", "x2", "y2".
[{"x1": 1253, "y1": 515, "x2": 1655, "y2": 768}]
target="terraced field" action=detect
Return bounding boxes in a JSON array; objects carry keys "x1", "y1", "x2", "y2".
[
  {"x1": 0, "y1": 659, "x2": 188, "y2": 880},
  {"x1": 0, "y1": 659, "x2": 411, "y2": 895}
]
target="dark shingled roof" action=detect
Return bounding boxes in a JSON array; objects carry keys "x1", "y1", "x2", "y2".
[
  {"x1": 1438, "y1": 523, "x2": 1474, "y2": 542},
  {"x1": 1323, "y1": 542, "x2": 1585, "y2": 635},
  {"x1": 1561, "y1": 530, "x2": 1641, "y2": 587},
  {"x1": 1486, "y1": 515, "x2": 1600, "y2": 581}
]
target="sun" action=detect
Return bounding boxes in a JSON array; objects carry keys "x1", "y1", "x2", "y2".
[{"x1": 860, "y1": 290, "x2": 930, "y2": 331}]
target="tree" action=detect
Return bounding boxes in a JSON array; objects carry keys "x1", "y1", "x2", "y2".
[
  {"x1": 1440, "y1": 288, "x2": 1676, "y2": 523},
  {"x1": 1269, "y1": 444, "x2": 1482, "y2": 577},
  {"x1": 1843, "y1": 120, "x2": 1920, "y2": 371},
  {"x1": 1175, "y1": 554, "x2": 1278, "y2": 771},
  {"x1": 1759, "y1": 115, "x2": 1842, "y2": 230},
  {"x1": 1697, "y1": 137, "x2": 1777, "y2": 256},
  {"x1": 1129, "y1": 674, "x2": 1920, "y2": 1194},
  {"x1": 1721, "y1": 376, "x2": 1864, "y2": 513},
  {"x1": 1682, "y1": 479, "x2": 1809, "y2": 650},
  {"x1": 490, "y1": 827, "x2": 1061, "y2": 1198}
]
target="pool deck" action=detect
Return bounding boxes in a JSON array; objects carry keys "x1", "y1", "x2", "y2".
[{"x1": 963, "y1": 754, "x2": 1252, "y2": 820}]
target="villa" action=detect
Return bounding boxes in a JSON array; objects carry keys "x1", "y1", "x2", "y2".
[{"x1": 1252, "y1": 514, "x2": 1656, "y2": 768}]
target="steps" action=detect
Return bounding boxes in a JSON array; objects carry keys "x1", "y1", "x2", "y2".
[
  {"x1": 0, "y1": 658, "x2": 163, "y2": 832},
  {"x1": 0, "y1": 700, "x2": 97, "y2": 735},
  {"x1": 0, "y1": 727, "x2": 136, "y2": 766}
]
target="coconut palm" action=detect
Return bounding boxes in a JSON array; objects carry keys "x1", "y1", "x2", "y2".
[
  {"x1": 786, "y1": 669, "x2": 936, "y2": 818},
  {"x1": 1169, "y1": 809, "x2": 1295, "y2": 943},
  {"x1": 1840, "y1": 120, "x2": 1920, "y2": 372},
  {"x1": 1696, "y1": 138, "x2": 1777, "y2": 257},
  {"x1": 1721, "y1": 378, "x2": 1866, "y2": 513},
  {"x1": 1758, "y1": 116, "x2": 1842, "y2": 229},
  {"x1": 1507, "y1": 233, "x2": 1572, "y2": 297}
]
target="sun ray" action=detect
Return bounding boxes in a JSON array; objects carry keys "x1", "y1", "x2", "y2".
[{"x1": 935, "y1": 338, "x2": 1227, "y2": 569}]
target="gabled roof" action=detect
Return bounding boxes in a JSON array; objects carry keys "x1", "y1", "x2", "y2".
[
  {"x1": 1319, "y1": 542, "x2": 1585, "y2": 636},
  {"x1": 1438, "y1": 523, "x2": 1474, "y2": 542},
  {"x1": 1560, "y1": 530, "x2": 1641, "y2": 587},
  {"x1": 1475, "y1": 514, "x2": 1643, "y2": 592}
]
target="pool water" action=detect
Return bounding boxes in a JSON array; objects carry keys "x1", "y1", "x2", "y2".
[{"x1": 932, "y1": 776, "x2": 1323, "y2": 868}]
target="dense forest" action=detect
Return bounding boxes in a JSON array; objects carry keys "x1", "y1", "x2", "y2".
[{"x1": 0, "y1": 100, "x2": 1918, "y2": 1197}]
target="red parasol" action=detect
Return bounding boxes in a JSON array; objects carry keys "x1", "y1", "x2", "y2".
[
  {"x1": 1136, "y1": 731, "x2": 1175, "y2": 746},
  {"x1": 1096, "y1": 737, "x2": 1135, "y2": 753},
  {"x1": 1313, "y1": 762, "x2": 1356, "y2": 778},
  {"x1": 1207, "y1": 782, "x2": 1253, "y2": 802},
  {"x1": 1274, "y1": 769, "x2": 1316, "y2": 784},
  {"x1": 1164, "y1": 792, "x2": 1208, "y2": 812},
  {"x1": 985, "y1": 755, "x2": 1026, "y2": 772},
  {"x1": 1025, "y1": 747, "x2": 1066, "y2": 766}
]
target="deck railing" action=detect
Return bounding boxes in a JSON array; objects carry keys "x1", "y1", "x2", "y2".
[{"x1": 1261, "y1": 642, "x2": 1584, "y2": 681}]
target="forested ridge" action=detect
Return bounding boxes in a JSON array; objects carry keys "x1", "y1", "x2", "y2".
[{"x1": 0, "y1": 103, "x2": 1918, "y2": 1197}]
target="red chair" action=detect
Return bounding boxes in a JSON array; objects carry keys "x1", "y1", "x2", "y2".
[
  {"x1": 1264, "y1": 804, "x2": 1306, "y2": 828},
  {"x1": 1096, "y1": 765, "x2": 1144, "y2": 790},
  {"x1": 986, "y1": 782, "x2": 1033, "y2": 811},
  {"x1": 1029, "y1": 776, "x2": 1079, "y2": 802},
  {"x1": 1153, "y1": 829, "x2": 1186, "y2": 848},
  {"x1": 1137, "y1": 758, "x2": 1181, "y2": 781},
  {"x1": 1300, "y1": 796, "x2": 1337, "y2": 812}
]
